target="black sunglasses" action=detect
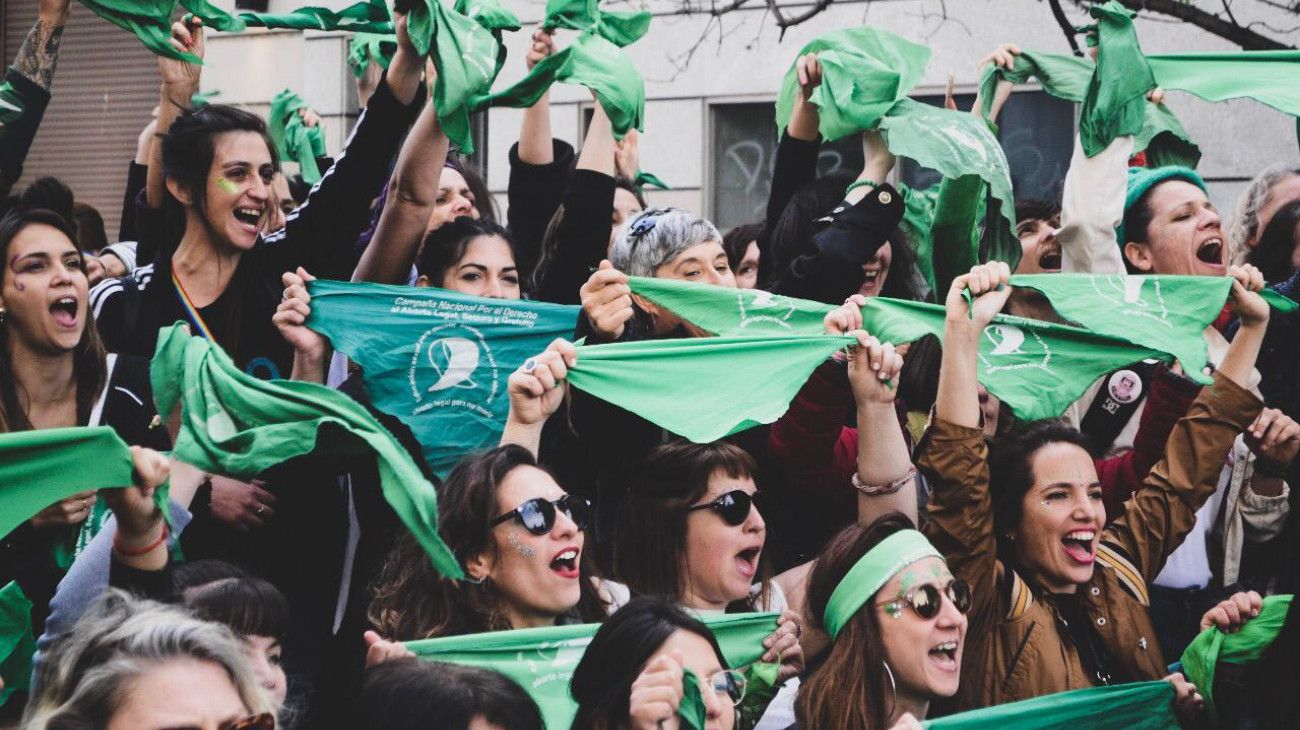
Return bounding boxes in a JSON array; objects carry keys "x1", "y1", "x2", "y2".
[
  {"x1": 685, "y1": 489, "x2": 758, "y2": 526},
  {"x1": 491, "y1": 495, "x2": 591, "y2": 535},
  {"x1": 877, "y1": 579, "x2": 972, "y2": 620}
]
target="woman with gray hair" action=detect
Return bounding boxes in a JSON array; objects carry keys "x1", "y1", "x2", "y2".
[
  {"x1": 1229, "y1": 164, "x2": 1300, "y2": 265},
  {"x1": 24, "y1": 589, "x2": 276, "y2": 730},
  {"x1": 581, "y1": 207, "x2": 735, "y2": 342}
]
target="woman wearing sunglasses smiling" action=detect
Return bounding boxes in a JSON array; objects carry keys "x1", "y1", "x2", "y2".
[
  {"x1": 792, "y1": 514, "x2": 968, "y2": 730},
  {"x1": 368, "y1": 340, "x2": 622, "y2": 640}
]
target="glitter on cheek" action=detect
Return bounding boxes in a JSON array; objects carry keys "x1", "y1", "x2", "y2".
[
  {"x1": 507, "y1": 531, "x2": 536, "y2": 559},
  {"x1": 215, "y1": 176, "x2": 241, "y2": 195}
]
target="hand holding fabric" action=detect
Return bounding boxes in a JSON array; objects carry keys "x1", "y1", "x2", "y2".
[
  {"x1": 273, "y1": 268, "x2": 329, "y2": 367},
  {"x1": 1199, "y1": 590, "x2": 1263, "y2": 634},
  {"x1": 581, "y1": 260, "x2": 634, "y2": 341},
  {"x1": 1229, "y1": 264, "x2": 1270, "y2": 328},
  {"x1": 506, "y1": 339, "x2": 576, "y2": 427},
  {"x1": 980, "y1": 43, "x2": 1020, "y2": 71},
  {"x1": 848, "y1": 332, "x2": 903, "y2": 406},
  {"x1": 364, "y1": 630, "x2": 415, "y2": 667},
  {"x1": 159, "y1": 18, "x2": 203, "y2": 99},
  {"x1": 1164, "y1": 672, "x2": 1205, "y2": 723},
  {"x1": 29, "y1": 490, "x2": 96, "y2": 529},
  {"x1": 102, "y1": 446, "x2": 169, "y2": 537},
  {"x1": 945, "y1": 262, "x2": 1012, "y2": 329},
  {"x1": 628, "y1": 651, "x2": 686, "y2": 730},
  {"x1": 760, "y1": 610, "x2": 804, "y2": 684},
  {"x1": 526, "y1": 28, "x2": 555, "y2": 70}
]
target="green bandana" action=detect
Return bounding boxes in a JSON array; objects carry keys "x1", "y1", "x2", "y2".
[
  {"x1": 0, "y1": 80, "x2": 27, "y2": 132},
  {"x1": 1180, "y1": 594, "x2": 1293, "y2": 721},
  {"x1": 633, "y1": 170, "x2": 670, "y2": 191},
  {"x1": 0, "y1": 582, "x2": 34, "y2": 706},
  {"x1": 542, "y1": 0, "x2": 652, "y2": 47},
  {"x1": 75, "y1": 0, "x2": 240, "y2": 63},
  {"x1": 268, "y1": 89, "x2": 327, "y2": 184},
  {"x1": 568, "y1": 334, "x2": 854, "y2": 443},
  {"x1": 1148, "y1": 52, "x2": 1300, "y2": 123},
  {"x1": 923, "y1": 680, "x2": 1178, "y2": 729},
  {"x1": 405, "y1": 0, "x2": 513, "y2": 155},
  {"x1": 0, "y1": 426, "x2": 158, "y2": 707},
  {"x1": 474, "y1": 29, "x2": 645, "y2": 144},
  {"x1": 405, "y1": 612, "x2": 776, "y2": 729},
  {"x1": 1078, "y1": 1, "x2": 1154, "y2": 157},
  {"x1": 305, "y1": 280, "x2": 580, "y2": 478},
  {"x1": 622, "y1": 276, "x2": 1171, "y2": 422},
  {"x1": 975, "y1": 50, "x2": 1200, "y2": 169},
  {"x1": 348, "y1": 33, "x2": 397, "y2": 77},
  {"x1": 150, "y1": 323, "x2": 463, "y2": 578},
  {"x1": 1010, "y1": 274, "x2": 1297, "y2": 385},
  {"x1": 774, "y1": 27, "x2": 930, "y2": 143},
  {"x1": 823, "y1": 529, "x2": 941, "y2": 639}
]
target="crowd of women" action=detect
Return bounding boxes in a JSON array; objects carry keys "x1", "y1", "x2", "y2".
[{"x1": 2, "y1": 0, "x2": 1300, "y2": 727}]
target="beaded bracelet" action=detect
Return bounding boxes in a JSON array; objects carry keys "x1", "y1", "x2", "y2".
[
  {"x1": 851, "y1": 467, "x2": 917, "y2": 496},
  {"x1": 845, "y1": 179, "x2": 879, "y2": 196}
]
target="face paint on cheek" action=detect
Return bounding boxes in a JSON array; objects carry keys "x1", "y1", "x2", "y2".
[
  {"x1": 215, "y1": 177, "x2": 241, "y2": 195},
  {"x1": 507, "y1": 531, "x2": 536, "y2": 559}
]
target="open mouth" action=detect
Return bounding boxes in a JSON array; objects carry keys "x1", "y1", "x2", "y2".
[
  {"x1": 233, "y1": 207, "x2": 264, "y2": 232},
  {"x1": 1061, "y1": 529, "x2": 1097, "y2": 565},
  {"x1": 1196, "y1": 237, "x2": 1225, "y2": 267},
  {"x1": 549, "y1": 547, "x2": 580, "y2": 579},
  {"x1": 929, "y1": 640, "x2": 960, "y2": 671},
  {"x1": 1038, "y1": 242, "x2": 1062, "y2": 271},
  {"x1": 49, "y1": 296, "x2": 79, "y2": 328},
  {"x1": 734, "y1": 547, "x2": 760, "y2": 578}
]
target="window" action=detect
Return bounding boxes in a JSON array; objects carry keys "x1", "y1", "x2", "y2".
[
  {"x1": 709, "y1": 103, "x2": 862, "y2": 232},
  {"x1": 709, "y1": 91, "x2": 1074, "y2": 232}
]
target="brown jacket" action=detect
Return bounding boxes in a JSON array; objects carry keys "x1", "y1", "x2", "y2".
[{"x1": 918, "y1": 373, "x2": 1262, "y2": 710}]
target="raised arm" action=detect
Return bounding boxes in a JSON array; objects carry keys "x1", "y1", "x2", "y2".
[
  {"x1": 499, "y1": 339, "x2": 577, "y2": 457},
  {"x1": 350, "y1": 98, "x2": 448, "y2": 284},
  {"x1": 766, "y1": 53, "x2": 822, "y2": 234},
  {"x1": 146, "y1": 19, "x2": 204, "y2": 211},
  {"x1": 0, "y1": 0, "x2": 70, "y2": 198},
  {"x1": 1109, "y1": 265, "x2": 1269, "y2": 580},
  {"x1": 518, "y1": 29, "x2": 556, "y2": 166}
]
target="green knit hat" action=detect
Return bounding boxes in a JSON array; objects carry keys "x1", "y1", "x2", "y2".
[{"x1": 1117, "y1": 166, "x2": 1207, "y2": 247}]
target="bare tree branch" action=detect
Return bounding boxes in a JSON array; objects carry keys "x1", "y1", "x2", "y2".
[
  {"x1": 1046, "y1": 0, "x2": 1085, "y2": 55},
  {"x1": 1075, "y1": 0, "x2": 1293, "y2": 49}
]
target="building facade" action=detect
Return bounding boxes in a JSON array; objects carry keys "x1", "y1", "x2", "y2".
[{"x1": 3, "y1": 0, "x2": 1297, "y2": 235}]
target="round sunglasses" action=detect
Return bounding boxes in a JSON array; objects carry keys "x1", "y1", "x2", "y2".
[
  {"x1": 876, "y1": 579, "x2": 972, "y2": 620},
  {"x1": 685, "y1": 489, "x2": 759, "y2": 526},
  {"x1": 491, "y1": 495, "x2": 591, "y2": 535}
]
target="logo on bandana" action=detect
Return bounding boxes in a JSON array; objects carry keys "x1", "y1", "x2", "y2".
[
  {"x1": 410, "y1": 323, "x2": 499, "y2": 419},
  {"x1": 979, "y1": 321, "x2": 1052, "y2": 374},
  {"x1": 1092, "y1": 275, "x2": 1172, "y2": 328},
  {"x1": 737, "y1": 289, "x2": 798, "y2": 331},
  {"x1": 1107, "y1": 369, "x2": 1143, "y2": 405}
]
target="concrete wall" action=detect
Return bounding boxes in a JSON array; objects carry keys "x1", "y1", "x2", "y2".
[{"x1": 200, "y1": 0, "x2": 1300, "y2": 223}]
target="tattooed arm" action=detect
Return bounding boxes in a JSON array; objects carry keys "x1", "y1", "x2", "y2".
[
  {"x1": 15, "y1": 0, "x2": 71, "y2": 91},
  {"x1": 0, "y1": 0, "x2": 70, "y2": 196}
]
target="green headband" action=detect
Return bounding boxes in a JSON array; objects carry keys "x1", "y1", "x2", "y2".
[{"x1": 823, "y1": 529, "x2": 943, "y2": 640}]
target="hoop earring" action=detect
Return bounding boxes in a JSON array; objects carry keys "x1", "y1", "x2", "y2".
[
  {"x1": 882, "y1": 660, "x2": 898, "y2": 711},
  {"x1": 0, "y1": 308, "x2": 6, "y2": 324}
]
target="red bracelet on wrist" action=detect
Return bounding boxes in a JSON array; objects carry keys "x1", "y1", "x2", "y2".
[{"x1": 113, "y1": 523, "x2": 169, "y2": 557}]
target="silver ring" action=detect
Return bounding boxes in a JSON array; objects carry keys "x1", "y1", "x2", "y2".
[
  {"x1": 282, "y1": 289, "x2": 291, "y2": 301},
  {"x1": 522, "y1": 358, "x2": 537, "y2": 373},
  {"x1": 256, "y1": 505, "x2": 265, "y2": 515}
]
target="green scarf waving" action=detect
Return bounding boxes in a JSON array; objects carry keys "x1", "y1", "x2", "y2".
[
  {"x1": 542, "y1": 0, "x2": 652, "y2": 47},
  {"x1": 74, "y1": 0, "x2": 239, "y2": 62},
  {"x1": 1180, "y1": 594, "x2": 1293, "y2": 721},
  {"x1": 151, "y1": 323, "x2": 462, "y2": 578},
  {"x1": 923, "y1": 681, "x2": 1177, "y2": 729},
  {"x1": 268, "y1": 89, "x2": 327, "y2": 185},
  {"x1": 474, "y1": 29, "x2": 645, "y2": 143}
]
